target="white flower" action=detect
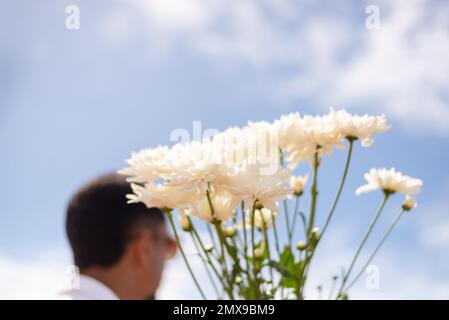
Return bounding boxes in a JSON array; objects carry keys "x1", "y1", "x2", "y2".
[
  {"x1": 356, "y1": 168, "x2": 423, "y2": 195},
  {"x1": 118, "y1": 146, "x2": 169, "y2": 183},
  {"x1": 213, "y1": 123, "x2": 279, "y2": 168},
  {"x1": 290, "y1": 174, "x2": 308, "y2": 196},
  {"x1": 276, "y1": 113, "x2": 343, "y2": 167},
  {"x1": 187, "y1": 190, "x2": 239, "y2": 222},
  {"x1": 218, "y1": 163, "x2": 292, "y2": 212},
  {"x1": 161, "y1": 141, "x2": 225, "y2": 192},
  {"x1": 274, "y1": 112, "x2": 301, "y2": 151},
  {"x1": 402, "y1": 195, "x2": 417, "y2": 211},
  {"x1": 329, "y1": 108, "x2": 390, "y2": 146},
  {"x1": 246, "y1": 121, "x2": 280, "y2": 167},
  {"x1": 127, "y1": 183, "x2": 199, "y2": 211}
]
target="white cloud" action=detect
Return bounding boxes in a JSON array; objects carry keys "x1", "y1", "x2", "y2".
[
  {"x1": 99, "y1": 0, "x2": 449, "y2": 134},
  {"x1": 417, "y1": 198, "x2": 449, "y2": 250},
  {"x1": 330, "y1": 0, "x2": 449, "y2": 135},
  {"x1": 0, "y1": 249, "x2": 71, "y2": 299}
]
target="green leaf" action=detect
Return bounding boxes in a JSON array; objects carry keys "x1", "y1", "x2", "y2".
[
  {"x1": 280, "y1": 245, "x2": 295, "y2": 267},
  {"x1": 269, "y1": 261, "x2": 291, "y2": 278}
]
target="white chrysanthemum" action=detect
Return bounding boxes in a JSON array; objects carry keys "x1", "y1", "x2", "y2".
[
  {"x1": 127, "y1": 183, "x2": 199, "y2": 211},
  {"x1": 161, "y1": 141, "x2": 225, "y2": 192},
  {"x1": 218, "y1": 163, "x2": 292, "y2": 212},
  {"x1": 246, "y1": 121, "x2": 280, "y2": 166},
  {"x1": 274, "y1": 112, "x2": 301, "y2": 150},
  {"x1": 187, "y1": 190, "x2": 239, "y2": 222},
  {"x1": 276, "y1": 113, "x2": 343, "y2": 167},
  {"x1": 402, "y1": 195, "x2": 417, "y2": 211},
  {"x1": 213, "y1": 123, "x2": 279, "y2": 168},
  {"x1": 330, "y1": 108, "x2": 390, "y2": 146},
  {"x1": 302, "y1": 114, "x2": 344, "y2": 154},
  {"x1": 212, "y1": 126, "x2": 247, "y2": 166},
  {"x1": 118, "y1": 146, "x2": 169, "y2": 183},
  {"x1": 356, "y1": 168, "x2": 423, "y2": 195},
  {"x1": 290, "y1": 174, "x2": 308, "y2": 196}
]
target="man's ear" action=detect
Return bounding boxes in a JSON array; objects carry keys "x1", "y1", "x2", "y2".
[{"x1": 129, "y1": 230, "x2": 153, "y2": 266}]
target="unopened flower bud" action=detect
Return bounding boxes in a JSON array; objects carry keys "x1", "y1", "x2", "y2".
[
  {"x1": 296, "y1": 241, "x2": 307, "y2": 251},
  {"x1": 254, "y1": 248, "x2": 263, "y2": 259},
  {"x1": 254, "y1": 200, "x2": 264, "y2": 210},
  {"x1": 204, "y1": 244, "x2": 214, "y2": 253},
  {"x1": 310, "y1": 227, "x2": 320, "y2": 244},
  {"x1": 254, "y1": 242, "x2": 265, "y2": 259},
  {"x1": 235, "y1": 276, "x2": 242, "y2": 284},
  {"x1": 224, "y1": 226, "x2": 237, "y2": 237},
  {"x1": 402, "y1": 195, "x2": 417, "y2": 212},
  {"x1": 290, "y1": 175, "x2": 308, "y2": 196},
  {"x1": 178, "y1": 215, "x2": 192, "y2": 232}
]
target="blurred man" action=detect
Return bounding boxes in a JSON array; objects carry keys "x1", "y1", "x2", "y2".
[{"x1": 60, "y1": 173, "x2": 177, "y2": 300}]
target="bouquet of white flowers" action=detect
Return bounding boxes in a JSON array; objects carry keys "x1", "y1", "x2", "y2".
[{"x1": 120, "y1": 109, "x2": 422, "y2": 300}]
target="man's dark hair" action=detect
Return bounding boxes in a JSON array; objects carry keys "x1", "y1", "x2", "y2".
[{"x1": 66, "y1": 173, "x2": 164, "y2": 270}]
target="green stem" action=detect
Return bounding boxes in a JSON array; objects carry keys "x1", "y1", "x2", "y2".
[
  {"x1": 343, "y1": 208, "x2": 405, "y2": 293},
  {"x1": 241, "y1": 202, "x2": 252, "y2": 293},
  {"x1": 296, "y1": 152, "x2": 319, "y2": 299},
  {"x1": 319, "y1": 139, "x2": 354, "y2": 241},
  {"x1": 190, "y1": 221, "x2": 229, "y2": 295},
  {"x1": 250, "y1": 203, "x2": 259, "y2": 298},
  {"x1": 261, "y1": 218, "x2": 274, "y2": 286},
  {"x1": 279, "y1": 148, "x2": 291, "y2": 246},
  {"x1": 306, "y1": 152, "x2": 319, "y2": 239},
  {"x1": 283, "y1": 200, "x2": 291, "y2": 244},
  {"x1": 189, "y1": 231, "x2": 220, "y2": 297},
  {"x1": 206, "y1": 189, "x2": 238, "y2": 299},
  {"x1": 288, "y1": 196, "x2": 300, "y2": 243},
  {"x1": 166, "y1": 211, "x2": 206, "y2": 299},
  {"x1": 241, "y1": 203, "x2": 248, "y2": 260},
  {"x1": 214, "y1": 222, "x2": 236, "y2": 299},
  {"x1": 336, "y1": 193, "x2": 391, "y2": 298},
  {"x1": 302, "y1": 140, "x2": 354, "y2": 293},
  {"x1": 269, "y1": 210, "x2": 282, "y2": 299},
  {"x1": 206, "y1": 223, "x2": 217, "y2": 249},
  {"x1": 270, "y1": 211, "x2": 281, "y2": 258},
  {"x1": 250, "y1": 205, "x2": 257, "y2": 257}
]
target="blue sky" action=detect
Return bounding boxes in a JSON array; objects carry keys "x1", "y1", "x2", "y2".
[{"x1": 1, "y1": 0, "x2": 448, "y2": 299}]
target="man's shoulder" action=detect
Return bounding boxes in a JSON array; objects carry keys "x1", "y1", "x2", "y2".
[{"x1": 57, "y1": 275, "x2": 119, "y2": 300}]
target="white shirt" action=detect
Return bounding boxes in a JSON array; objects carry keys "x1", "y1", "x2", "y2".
[{"x1": 59, "y1": 275, "x2": 119, "y2": 300}]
